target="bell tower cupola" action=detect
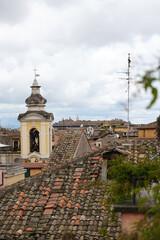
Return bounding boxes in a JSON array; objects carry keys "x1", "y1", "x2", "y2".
[{"x1": 25, "y1": 78, "x2": 47, "y2": 111}]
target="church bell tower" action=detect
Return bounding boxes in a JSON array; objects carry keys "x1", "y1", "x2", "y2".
[{"x1": 18, "y1": 74, "x2": 54, "y2": 162}]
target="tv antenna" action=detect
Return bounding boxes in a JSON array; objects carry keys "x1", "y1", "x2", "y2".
[
  {"x1": 118, "y1": 53, "x2": 131, "y2": 141},
  {"x1": 127, "y1": 53, "x2": 131, "y2": 141}
]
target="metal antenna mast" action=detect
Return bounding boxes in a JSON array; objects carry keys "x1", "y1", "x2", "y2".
[
  {"x1": 127, "y1": 53, "x2": 131, "y2": 142},
  {"x1": 117, "y1": 53, "x2": 132, "y2": 141}
]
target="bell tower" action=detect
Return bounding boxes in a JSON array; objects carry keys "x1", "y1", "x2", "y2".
[{"x1": 18, "y1": 75, "x2": 54, "y2": 162}]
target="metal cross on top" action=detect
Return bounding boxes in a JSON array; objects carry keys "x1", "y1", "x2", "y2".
[{"x1": 33, "y1": 67, "x2": 40, "y2": 80}]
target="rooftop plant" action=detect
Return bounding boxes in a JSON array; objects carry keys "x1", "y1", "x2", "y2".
[{"x1": 103, "y1": 151, "x2": 160, "y2": 240}]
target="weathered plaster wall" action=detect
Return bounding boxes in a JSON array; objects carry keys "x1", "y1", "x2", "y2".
[
  {"x1": 5, "y1": 173, "x2": 25, "y2": 186},
  {"x1": 121, "y1": 212, "x2": 144, "y2": 232},
  {"x1": 138, "y1": 129, "x2": 156, "y2": 138},
  {"x1": 21, "y1": 121, "x2": 52, "y2": 160},
  {"x1": 30, "y1": 169, "x2": 41, "y2": 176}
]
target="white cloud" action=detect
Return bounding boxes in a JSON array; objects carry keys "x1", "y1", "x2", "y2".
[
  {"x1": 0, "y1": 0, "x2": 31, "y2": 24},
  {"x1": 0, "y1": 0, "x2": 159, "y2": 127}
]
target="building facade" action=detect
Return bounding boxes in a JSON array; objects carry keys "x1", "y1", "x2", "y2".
[{"x1": 137, "y1": 121, "x2": 157, "y2": 139}]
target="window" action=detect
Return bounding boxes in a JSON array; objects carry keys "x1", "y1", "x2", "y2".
[
  {"x1": 14, "y1": 158, "x2": 20, "y2": 163},
  {"x1": 0, "y1": 172, "x2": 4, "y2": 186},
  {"x1": 25, "y1": 169, "x2": 30, "y2": 178},
  {"x1": 30, "y1": 128, "x2": 39, "y2": 152},
  {"x1": 13, "y1": 140, "x2": 19, "y2": 151}
]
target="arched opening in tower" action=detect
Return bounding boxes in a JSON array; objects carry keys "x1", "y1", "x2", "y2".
[{"x1": 30, "y1": 128, "x2": 39, "y2": 152}]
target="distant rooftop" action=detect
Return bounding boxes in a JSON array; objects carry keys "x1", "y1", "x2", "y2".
[
  {"x1": 137, "y1": 121, "x2": 157, "y2": 129},
  {"x1": 53, "y1": 118, "x2": 129, "y2": 128}
]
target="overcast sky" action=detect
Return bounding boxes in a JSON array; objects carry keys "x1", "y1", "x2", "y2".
[{"x1": 0, "y1": 0, "x2": 160, "y2": 128}]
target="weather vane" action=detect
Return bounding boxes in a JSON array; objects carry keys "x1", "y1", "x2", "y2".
[{"x1": 33, "y1": 67, "x2": 40, "y2": 80}]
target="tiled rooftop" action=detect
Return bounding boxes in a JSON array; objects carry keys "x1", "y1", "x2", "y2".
[
  {"x1": 137, "y1": 121, "x2": 157, "y2": 129},
  {"x1": 0, "y1": 144, "x2": 121, "y2": 240},
  {"x1": 53, "y1": 119, "x2": 103, "y2": 127},
  {"x1": 50, "y1": 130, "x2": 92, "y2": 168},
  {"x1": 23, "y1": 163, "x2": 43, "y2": 169},
  {"x1": 0, "y1": 130, "x2": 20, "y2": 146},
  {"x1": 0, "y1": 140, "x2": 157, "y2": 239}
]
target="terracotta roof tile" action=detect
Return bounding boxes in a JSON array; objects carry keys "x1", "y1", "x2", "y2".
[
  {"x1": 66, "y1": 200, "x2": 73, "y2": 208},
  {"x1": 26, "y1": 227, "x2": 33, "y2": 231},
  {"x1": 74, "y1": 171, "x2": 82, "y2": 176},
  {"x1": 94, "y1": 163, "x2": 98, "y2": 168},
  {"x1": 19, "y1": 192, "x2": 25, "y2": 198},
  {"x1": 59, "y1": 198, "x2": 65, "y2": 205},
  {"x1": 55, "y1": 178, "x2": 64, "y2": 182},
  {"x1": 92, "y1": 156, "x2": 100, "y2": 160},
  {"x1": 80, "y1": 215, "x2": 86, "y2": 221},
  {"x1": 17, "y1": 196, "x2": 23, "y2": 202},
  {"x1": 90, "y1": 174, "x2": 98, "y2": 178},
  {"x1": 45, "y1": 204, "x2": 54, "y2": 209},
  {"x1": 75, "y1": 178, "x2": 80, "y2": 183},
  {"x1": 61, "y1": 196, "x2": 66, "y2": 200},
  {"x1": 21, "y1": 205, "x2": 27, "y2": 211},
  {"x1": 74, "y1": 220, "x2": 80, "y2": 225},
  {"x1": 73, "y1": 182, "x2": 79, "y2": 190},
  {"x1": 9, "y1": 211, "x2": 15, "y2": 217},
  {"x1": 80, "y1": 190, "x2": 85, "y2": 195},
  {"x1": 23, "y1": 201, "x2": 29, "y2": 207},
  {"x1": 44, "y1": 190, "x2": 50, "y2": 196},
  {"x1": 37, "y1": 201, "x2": 47, "y2": 206},
  {"x1": 50, "y1": 193, "x2": 59, "y2": 198},
  {"x1": 75, "y1": 203, "x2": 80, "y2": 208},
  {"x1": 53, "y1": 185, "x2": 62, "y2": 190},
  {"x1": 18, "y1": 210, "x2": 23, "y2": 217},
  {"x1": 71, "y1": 216, "x2": 77, "y2": 220},
  {"x1": 73, "y1": 174, "x2": 82, "y2": 179},
  {"x1": 13, "y1": 204, "x2": 18, "y2": 210},
  {"x1": 83, "y1": 179, "x2": 88, "y2": 184},
  {"x1": 58, "y1": 203, "x2": 63, "y2": 208},
  {"x1": 17, "y1": 229, "x2": 23, "y2": 234},
  {"x1": 54, "y1": 181, "x2": 63, "y2": 186},
  {"x1": 71, "y1": 189, "x2": 77, "y2": 195},
  {"x1": 15, "y1": 200, "x2": 20, "y2": 205},
  {"x1": 75, "y1": 168, "x2": 83, "y2": 172},
  {"x1": 43, "y1": 208, "x2": 53, "y2": 215}
]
